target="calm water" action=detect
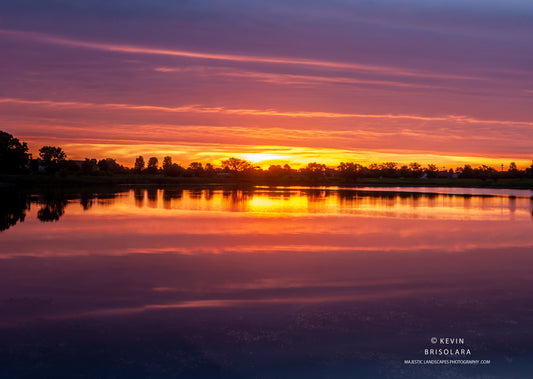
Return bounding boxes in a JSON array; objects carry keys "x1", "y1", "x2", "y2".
[{"x1": 1, "y1": 186, "x2": 533, "y2": 378}]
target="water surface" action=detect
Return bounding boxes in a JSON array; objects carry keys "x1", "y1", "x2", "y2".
[{"x1": 1, "y1": 186, "x2": 533, "y2": 378}]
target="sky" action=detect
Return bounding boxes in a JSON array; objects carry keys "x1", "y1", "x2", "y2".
[{"x1": 1, "y1": 0, "x2": 532, "y2": 168}]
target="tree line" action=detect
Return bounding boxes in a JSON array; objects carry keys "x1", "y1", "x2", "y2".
[{"x1": 2, "y1": 130, "x2": 533, "y2": 180}]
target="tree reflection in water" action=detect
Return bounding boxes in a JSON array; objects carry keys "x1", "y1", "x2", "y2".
[
  {"x1": 0, "y1": 190, "x2": 29, "y2": 231},
  {"x1": 1, "y1": 187, "x2": 533, "y2": 234},
  {"x1": 37, "y1": 193, "x2": 68, "y2": 222}
]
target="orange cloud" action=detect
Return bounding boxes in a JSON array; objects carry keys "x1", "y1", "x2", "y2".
[
  {"x1": 2, "y1": 97, "x2": 532, "y2": 126},
  {"x1": 155, "y1": 67, "x2": 454, "y2": 90}
]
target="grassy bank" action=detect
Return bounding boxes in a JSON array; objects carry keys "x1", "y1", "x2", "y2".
[
  {"x1": 2, "y1": 173, "x2": 533, "y2": 190},
  {"x1": 0, "y1": 174, "x2": 223, "y2": 187}
]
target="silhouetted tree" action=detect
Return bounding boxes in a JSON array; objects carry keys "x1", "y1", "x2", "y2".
[
  {"x1": 221, "y1": 157, "x2": 254, "y2": 173},
  {"x1": 300, "y1": 162, "x2": 327, "y2": 181},
  {"x1": 506, "y1": 162, "x2": 521, "y2": 178},
  {"x1": 164, "y1": 163, "x2": 184, "y2": 177},
  {"x1": 39, "y1": 146, "x2": 66, "y2": 174},
  {"x1": 4, "y1": 136, "x2": 533, "y2": 184},
  {"x1": 145, "y1": 157, "x2": 158, "y2": 174},
  {"x1": 459, "y1": 164, "x2": 474, "y2": 178},
  {"x1": 367, "y1": 163, "x2": 380, "y2": 177},
  {"x1": 204, "y1": 163, "x2": 215, "y2": 176},
  {"x1": 408, "y1": 162, "x2": 423, "y2": 177},
  {"x1": 81, "y1": 158, "x2": 97, "y2": 174},
  {"x1": 268, "y1": 164, "x2": 284, "y2": 176},
  {"x1": 63, "y1": 160, "x2": 82, "y2": 173},
  {"x1": 162, "y1": 156, "x2": 173, "y2": 170},
  {"x1": 399, "y1": 165, "x2": 410, "y2": 177},
  {"x1": 379, "y1": 162, "x2": 398, "y2": 177},
  {"x1": 282, "y1": 164, "x2": 292, "y2": 172},
  {"x1": 338, "y1": 162, "x2": 363, "y2": 181},
  {"x1": 187, "y1": 162, "x2": 204, "y2": 176},
  {"x1": 134, "y1": 156, "x2": 145, "y2": 173},
  {"x1": 478, "y1": 164, "x2": 498, "y2": 180},
  {"x1": 526, "y1": 161, "x2": 533, "y2": 178},
  {"x1": 98, "y1": 158, "x2": 124, "y2": 173},
  {"x1": 425, "y1": 164, "x2": 439, "y2": 178},
  {"x1": 0, "y1": 130, "x2": 30, "y2": 173}
]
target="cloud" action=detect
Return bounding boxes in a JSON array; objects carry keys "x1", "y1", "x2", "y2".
[
  {"x1": 174, "y1": 68, "x2": 454, "y2": 90},
  {"x1": 0, "y1": 29, "x2": 481, "y2": 80},
  {"x1": 2, "y1": 97, "x2": 532, "y2": 127}
]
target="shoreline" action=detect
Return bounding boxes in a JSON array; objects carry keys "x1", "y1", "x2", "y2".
[{"x1": 2, "y1": 174, "x2": 533, "y2": 191}]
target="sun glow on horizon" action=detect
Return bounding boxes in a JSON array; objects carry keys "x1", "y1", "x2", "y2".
[
  {"x1": 22, "y1": 141, "x2": 532, "y2": 171},
  {"x1": 237, "y1": 153, "x2": 290, "y2": 166}
]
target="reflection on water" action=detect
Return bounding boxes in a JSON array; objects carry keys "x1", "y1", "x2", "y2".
[
  {"x1": 1, "y1": 186, "x2": 532, "y2": 234},
  {"x1": 36, "y1": 193, "x2": 68, "y2": 222},
  {"x1": 1, "y1": 186, "x2": 533, "y2": 377},
  {"x1": 1, "y1": 187, "x2": 533, "y2": 257},
  {"x1": 0, "y1": 190, "x2": 29, "y2": 231},
  {"x1": 2, "y1": 186, "x2": 532, "y2": 227}
]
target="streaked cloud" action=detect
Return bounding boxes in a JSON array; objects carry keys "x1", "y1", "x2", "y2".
[
  {"x1": 2, "y1": 97, "x2": 532, "y2": 126},
  {"x1": 0, "y1": 29, "x2": 481, "y2": 80},
  {"x1": 155, "y1": 67, "x2": 455, "y2": 90}
]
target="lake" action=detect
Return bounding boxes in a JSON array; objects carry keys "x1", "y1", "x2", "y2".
[{"x1": 1, "y1": 186, "x2": 533, "y2": 378}]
